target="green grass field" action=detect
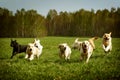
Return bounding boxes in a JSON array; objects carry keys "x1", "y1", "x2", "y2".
[{"x1": 0, "y1": 37, "x2": 120, "y2": 80}]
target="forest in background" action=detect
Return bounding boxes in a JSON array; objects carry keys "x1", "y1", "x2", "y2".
[{"x1": 0, "y1": 7, "x2": 120, "y2": 37}]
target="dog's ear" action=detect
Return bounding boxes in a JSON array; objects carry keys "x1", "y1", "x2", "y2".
[
  {"x1": 78, "y1": 43, "x2": 82, "y2": 50},
  {"x1": 64, "y1": 47, "x2": 66, "y2": 50},
  {"x1": 58, "y1": 45, "x2": 61, "y2": 48},
  {"x1": 109, "y1": 32, "x2": 112, "y2": 35},
  {"x1": 38, "y1": 40, "x2": 40, "y2": 43},
  {"x1": 82, "y1": 42, "x2": 85, "y2": 47},
  {"x1": 34, "y1": 39, "x2": 37, "y2": 42}
]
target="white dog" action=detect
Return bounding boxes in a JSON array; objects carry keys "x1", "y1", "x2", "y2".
[
  {"x1": 34, "y1": 39, "x2": 43, "y2": 53},
  {"x1": 25, "y1": 39, "x2": 43, "y2": 61},
  {"x1": 72, "y1": 38, "x2": 82, "y2": 50},
  {"x1": 80, "y1": 37, "x2": 98, "y2": 63},
  {"x1": 58, "y1": 43, "x2": 71, "y2": 60},
  {"x1": 102, "y1": 32, "x2": 112, "y2": 53}
]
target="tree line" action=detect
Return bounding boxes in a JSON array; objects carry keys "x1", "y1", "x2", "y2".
[
  {"x1": 0, "y1": 8, "x2": 46, "y2": 37},
  {"x1": 0, "y1": 7, "x2": 120, "y2": 37}
]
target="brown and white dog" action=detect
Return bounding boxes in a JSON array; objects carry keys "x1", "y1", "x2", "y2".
[
  {"x1": 102, "y1": 32, "x2": 112, "y2": 53},
  {"x1": 72, "y1": 38, "x2": 82, "y2": 50},
  {"x1": 80, "y1": 37, "x2": 98, "y2": 63},
  {"x1": 58, "y1": 43, "x2": 71, "y2": 60}
]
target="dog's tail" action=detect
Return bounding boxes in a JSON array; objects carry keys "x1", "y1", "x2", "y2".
[
  {"x1": 75, "y1": 38, "x2": 79, "y2": 43},
  {"x1": 90, "y1": 37, "x2": 98, "y2": 41},
  {"x1": 89, "y1": 37, "x2": 98, "y2": 49}
]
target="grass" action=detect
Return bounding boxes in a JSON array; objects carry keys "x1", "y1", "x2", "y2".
[{"x1": 0, "y1": 37, "x2": 120, "y2": 80}]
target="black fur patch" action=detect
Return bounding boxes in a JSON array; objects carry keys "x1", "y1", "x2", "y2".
[{"x1": 10, "y1": 39, "x2": 27, "y2": 59}]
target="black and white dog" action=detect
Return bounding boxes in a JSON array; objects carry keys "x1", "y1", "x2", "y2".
[{"x1": 10, "y1": 39, "x2": 27, "y2": 59}]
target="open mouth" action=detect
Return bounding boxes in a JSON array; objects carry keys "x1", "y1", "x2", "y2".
[
  {"x1": 104, "y1": 37, "x2": 109, "y2": 40},
  {"x1": 83, "y1": 48, "x2": 87, "y2": 53}
]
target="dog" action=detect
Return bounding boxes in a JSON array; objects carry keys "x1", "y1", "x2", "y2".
[
  {"x1": 10, "y1": 39, "x2": 27, "y2": 59},
  {"x1": 25, "y1": 39, "x2": 43, "y2": 61},
  {"x1": 33, "y1": 39, "x2": 43, "y2": 51},
  {"x1": 102, "y1": 32, "x2": 112, "y2": 53},
  {"x1": 80, "y1": 37, "x2": 98, "y2": 63},
  {"x1": 58, "y1": 43, "x2": 71, "y2": 60},
  {"x1": 72, "y1": 38, "x2": 82, "y2": 50}
]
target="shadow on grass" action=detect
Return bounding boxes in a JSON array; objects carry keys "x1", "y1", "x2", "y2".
[
  {"x1": 0, "y1": 57, "x2": 8, "y2": 60},
  {"x1": 18, "y1": 55, "x2": 25, "y2": 59},
  {"x1": 54, "y1": 58, "x2": 83, "y2": 64},
  {"x1": 91, "y1": 53, "x2": 114, "y2": 60}
]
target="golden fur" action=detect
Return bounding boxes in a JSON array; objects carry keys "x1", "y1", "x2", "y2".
[
  {"x1": 102, "y1": 32, "x2": 112, "y2": 53},
  {"x1": 80, "y1": 37, "x2": 98, "y2": 63}
]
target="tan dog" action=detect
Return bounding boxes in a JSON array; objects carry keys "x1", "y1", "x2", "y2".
[
  {"x1": 72, "y1": 38, "x2": 82, "y2": 50},
  {"x1": 80, "y1": 37, "x2": 98, "y2": 63},
  {"x1": 102, "y1": 32, "x2": 112, "y2": 53},
  {"x1": 58, "y1": 43, "x2": 71, "y2": 60}
]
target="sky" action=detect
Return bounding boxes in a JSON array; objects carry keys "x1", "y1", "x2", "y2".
[{"x1": 0, "y1": 0, "x2": 120, "y2": 16}]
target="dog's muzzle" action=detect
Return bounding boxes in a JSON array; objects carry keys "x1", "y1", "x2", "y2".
[
  {"x1": 83, "y1": 45, "x2": 87, "y2": 49},
  {"x1": 104, "y1": 37, "x2": 109, "y2": 40},
  {"x1": 30, "y1": 49, "x2": 32, "y2": 51}
]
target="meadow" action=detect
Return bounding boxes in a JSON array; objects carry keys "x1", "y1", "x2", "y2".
[{"x1": 0, "y1": 37, "x2": 120, "y2": 80}]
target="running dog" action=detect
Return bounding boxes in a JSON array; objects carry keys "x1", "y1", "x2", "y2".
[
  {"x1": 80, "y1": 37, "x2": 98, "y2": 63},
  {"x1": 102, "y1": 32, "x2": 112, "y2": 53},
  {"x1": 58, "y1": 43, "x2": 71, "y2": 60},
  {"x1": 34, "y1": 39, "x2": 43, "y2": 51},
  {"x1": 25, "y1": 39, "x2": 43, "y2": 61},
  {"x1": 72, "y1": 38, "x2": 82, "y2": 50},
  {"x1": 10, "y1": 39, "x2": 27, "y2": 59}
]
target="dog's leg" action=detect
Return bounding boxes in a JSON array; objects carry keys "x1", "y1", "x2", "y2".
[
  {"x1": 65, "y1": 53, "x2": 68, "y2": 60},
  {"x1": 110, "y1": 45, "x2": 112, "y2": 51},
  {"x1": 36, "y1": 54, "x2": 40, "y2": 59},
  {"x1": 107, "y1": 45, "x2": 112, "y2": 54},
  {"x1": 25, "y1": 54, "x2": 28, "y2": 59},
  {"x1": 86, "y1": 53, "x2": 91, "y2": 63},
  {"x1": 105, "y1": 44, "x2": 111, "y2": 52},
  {"x1": 59, "y1": 53, "x2": 62, "y2": 59},
  {"x1": 80, "y1": 54, "x2": 83, "y2": 61},
  {"x1": 29, "y1": 54, "x2": 34, "y2": 61},
  {"x1": 67, "y1": 54, "x2": 71, "y2": 60},
  {"x1": 10, "y1": 51, "x2": 16, "y2": 59},
  {"x1": 65, "y1": 56, "x2": 67, "y2": 60},
  {"x1": 102, "y1": 45, "x2": 106, "y2": 51},
  {"x1": 65, "y1": 54, "x2": 70, "y2": 61},
  {"x1": 109, "y1": 45, "x2": 112, "y2": 53}
]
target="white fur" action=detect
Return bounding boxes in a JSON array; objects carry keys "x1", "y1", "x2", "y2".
[
  {"x1": 25, "y1": 39, "x2": 43, "y2": 61},
  {"x1": 80, "y1": 41, "x2": 93, "y2": 63},
  {"x1": 34, "y1": 39, "x2": 43, "y2": 54},
  {"x1": 59, "y1": 43, "x2": 71, "y2": 60},
  {"x1": 102, "y1": 39, "x2": 112, "y2": 52}
]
